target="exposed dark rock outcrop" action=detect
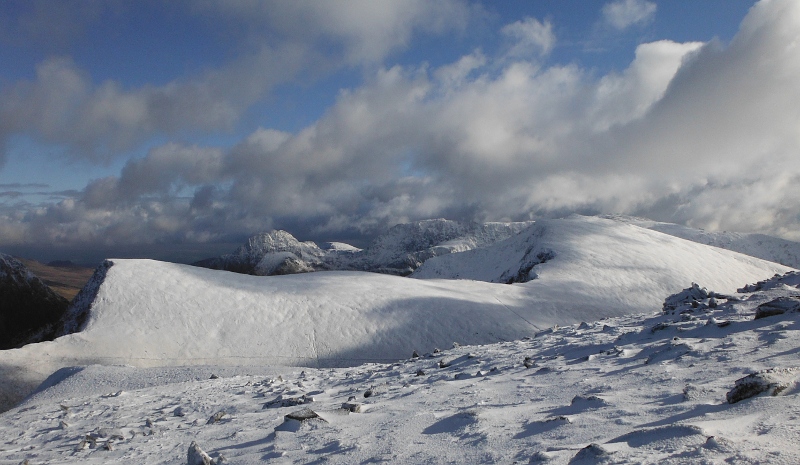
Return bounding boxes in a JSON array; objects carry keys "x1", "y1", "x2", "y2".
[{"x1": 0, "y1": 254, "x2": 70, "y2": 349}]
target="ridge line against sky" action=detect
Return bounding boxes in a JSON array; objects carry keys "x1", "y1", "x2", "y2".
[{"x1": 2, "y1": 0, "x2": 799, "y2": 264}]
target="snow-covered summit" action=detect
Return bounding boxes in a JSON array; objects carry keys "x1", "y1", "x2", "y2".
[
  {"x1": 3, "y1": 272, "x2": 800, "y2": 464},
  {"x1": 411, "y1": 216, "x2": 793, "y2": 291},
  {"x1": 193, "y1": 230, "x2": 328, "y2": 275},
  {"x1": 0, "y1": 216, "x2": 792, "y2": 411}
]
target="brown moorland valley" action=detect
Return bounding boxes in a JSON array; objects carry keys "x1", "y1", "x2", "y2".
[{"x1": 15, "y1": 259, "x2": 96, "y2": 301}]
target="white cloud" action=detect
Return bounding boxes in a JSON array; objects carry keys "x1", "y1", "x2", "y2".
[
  {"x1": 3, "y1": 0, "x2": 800, "y2": 252},
  {"x1": 195, "y1": 0, "x2": 473, "y2": 64},
  {"x1": 0, "y1": 1, "x2": 475, "y2": 164},
  {"x1": 602, "y1": 0, "x2": 657, "y2": 30},
  {"x1": 501, "y1": 17, "x2": 556, "y2": 58}
]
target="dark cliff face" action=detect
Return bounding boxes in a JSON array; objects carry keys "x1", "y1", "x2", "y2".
[{"x1": 0, "y1": 254, "x2": 70, "y2": 349}]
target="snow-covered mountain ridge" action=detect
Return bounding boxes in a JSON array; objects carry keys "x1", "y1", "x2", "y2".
[
  {"x1": 604, "y1": 214, "x2": 800, "y2": 268},
  {"x1": 0, "y1": 216, "x2": 792, "y2": 413},
  {"x1": 193, "y1": 218, "x2": 534, "y2": 276},
  {"x1": 2, "y1": 272, "x2": 799, "y2": 464}
]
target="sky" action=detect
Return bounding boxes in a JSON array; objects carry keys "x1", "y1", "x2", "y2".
[{"x1": 2, "y1": 0, "x2": 799, "y2": 265}]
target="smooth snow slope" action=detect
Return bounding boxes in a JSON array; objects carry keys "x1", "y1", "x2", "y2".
[
  {"x1": 604, "y1": 214, "x2": 800, "y2": 268},
  {"x1": 2, "y1": 275, "x2": 799, "y2": 464},
  {"x1": 0, "y1": 216, "x2": 792, "y2": 411}
]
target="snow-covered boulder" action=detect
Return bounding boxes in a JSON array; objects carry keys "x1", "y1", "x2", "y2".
[{"x1": 726, "y1": 368, "x2": 800, "y2": 403}]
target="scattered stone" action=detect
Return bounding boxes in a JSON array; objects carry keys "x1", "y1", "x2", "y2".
[
  {"x1": 188, "y1": 441, "x2": 214, "y2": 465},
  {"x1": 415, "y1": 369, "x2": 426, "y2": 376},
  {"x1": 75, "y1": 438, "x2": 88, "y2": 451},
  {"x1": 285, "y1": 408, "x2": 325, "y2": 423},
  {"x1": 650, "y1": 322, "x2": 672, "y2": 333},
  {"x1": 707, "y1": 317, "x2": 731, "y2": 328},
  {"x1": 577, "y1": 321, "x2": 590, "y2": 330},
  {"x1": 726, "y1": 368, "x2": 800, "y2": 403},
  {"x1": 433, "y1": 348, "x2": 441, "y2": 354},
  {"x1": 263, "y1": 394, "x2": 314, "y2": 409},
  {"x1": 452, "y1": 342, "x2": 460, "y2": 348},
  {"x1": 438, "y1": 358, "x2": 453, "y2": 368},
  {"x1": 663, "y1": 283, "x2": 709, "y2": 314},
  {"x1": 145, "y1": 418, "x2": 155, "y2": 428},
  {"x1": 570, "y1": 395, "x2": 609, "y2": 407},
  {"x1": 209, "y1": 374, "x2": 219, "y2": 380},
  {"x1": 174, "y1": 406, "x2": 186, "y2": 417},
  {"x1": 207, "y1": 411, "x2": 227, "y2": 424},
  {"x1": 524, "y1": 357, "x2": 536, "y2": 368},
  {"x1": 412, "y1": 350, "x2": 420, "y2": 358},
  {"x1": 754, "y1": 297, "x2": 800, "y2": 320},
  {"x1": 101, "y1": 440, "x2": 115, "y2": 451},
  {"x1": 364, "y1": 383, "x2": 388, "y2": 399},
  {"x1": 572, "y1": 443, "x2": 611, "y2": 461},
  {"x1": 342, "y1": 402, "x2": 363, "y2": 413},
  {"x1": 528, "y1": 451, "x2": 553, "y2": 462},
  {"x1": 545, "y1": 415, "x2": 571, "y2": 425},
  {"x1": 89, "y1": 428, "x2": 125, "y2": 441},
  {"x1": 59, "y1": 420, "x2": 69, "y2": 429}
]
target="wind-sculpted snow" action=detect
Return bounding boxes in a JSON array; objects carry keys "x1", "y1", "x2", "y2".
[
  {"x1": 2, "y1": 273, "x2": 800, "y2": 463},
  {"x1": 0, "y1": 216, "x2": 792, "y2": 412},
  {"x1": 193, "y1": 219, "x2": 533, "y2": 276}
]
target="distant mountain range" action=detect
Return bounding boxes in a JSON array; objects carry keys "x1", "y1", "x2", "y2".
[
  {"x1": 194, "y1": 216, "x2": 800, "y2": 279},
  {"x1": 193, "y1": 219, "x2": 534, "y2": 276}
]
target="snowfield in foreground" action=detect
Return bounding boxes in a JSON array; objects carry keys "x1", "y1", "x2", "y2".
[
  {"x1": 1, "y1": 273, "x2": 800, "y2": 464},
  {"x1": 0, "y1": 217, "x2": 792, "y2": 411}
]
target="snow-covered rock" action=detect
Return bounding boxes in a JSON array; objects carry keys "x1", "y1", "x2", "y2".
[
  {"x1": 193, "y1": 230, "x2": 328, "y2": 275},
  {"x1": 193, "y1": 219, "x2": 532, "y2": 276},
  {"x1": 343, "y1": 218, "x2": 534, "y2": 276},
  {"x1": 726, "y1": 368, "x2": 800, "y2": 403}
]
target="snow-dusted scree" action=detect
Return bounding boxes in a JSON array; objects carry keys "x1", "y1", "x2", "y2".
[{"x1": 1, "y1": 273, "x2": 800, "y2": 464}]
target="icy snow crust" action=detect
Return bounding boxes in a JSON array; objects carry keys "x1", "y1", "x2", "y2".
[
  {"x1": 0, "y1": 216, "x2": 792, "y2": 413},
  {"x1": 2, "y1": 273, "x2": 800, "y2": 463}
]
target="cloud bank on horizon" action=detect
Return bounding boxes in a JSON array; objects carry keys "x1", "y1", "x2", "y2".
[{"x1": 1, "y1": 0, "x2": 798, "y2": 260}]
